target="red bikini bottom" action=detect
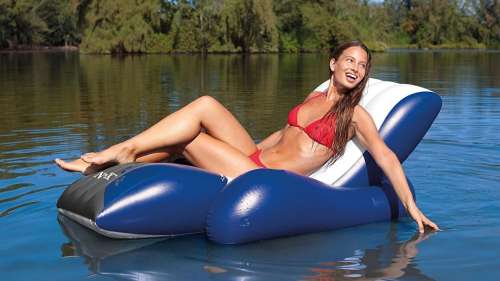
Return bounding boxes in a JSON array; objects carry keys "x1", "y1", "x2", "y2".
[{"x1": 249, "y1": 149, "x2": 267, "y2": 168}]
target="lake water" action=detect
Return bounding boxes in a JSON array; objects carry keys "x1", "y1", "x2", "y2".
[{"x1": 0, "y1": 51, "x2": 499, "y2": 281}]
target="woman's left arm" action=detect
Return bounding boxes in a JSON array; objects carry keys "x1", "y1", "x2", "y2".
[{"x1": 352, "y1": 106, "x2": 439, "y2": 233}]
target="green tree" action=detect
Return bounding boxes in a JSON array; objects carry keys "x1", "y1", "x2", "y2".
[
  {"x1": 300, "y1": 0, "x2": 385, "y2": 51},
  {"x1": 395, "y1": 0, "x2": 486, "y2": 48},
  {"x1": 37, "y1": 0, "x2": 79, "y2": 46},
  {"x1": 2, "y1": 0, "x2": 500, "y2": 52},
  {"x1": 472, "y1": 0, "x2": 500, "y2": 46},
  {"x1": 168, "y1": 0, "x2": 201, "y2": 52},
  {"x1": 273, "y1": 0, "x2": 304, "y2": 52},
  {"x1": 80, "y1": 0, "x2": 160, "y2": 53},
  {"x1": 221, "y1": 0, "x2": 278, "y2": 52},
  {"x1": 0, "y1": 0, "x2": 47, "y2": 48}
]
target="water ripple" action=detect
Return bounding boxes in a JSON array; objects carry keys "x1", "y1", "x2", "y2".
[{"x1": 0, "y1": 201, "x2": 38, "y2": 218}]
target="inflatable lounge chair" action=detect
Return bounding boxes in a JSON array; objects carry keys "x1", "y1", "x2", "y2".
[{"x1": 57, "y1": 78, "x2": 441, "y2": 243}]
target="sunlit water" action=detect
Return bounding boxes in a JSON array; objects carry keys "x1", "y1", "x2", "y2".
[{"x1": 0, "y1": 51, "x2": 499, "y2": 281}]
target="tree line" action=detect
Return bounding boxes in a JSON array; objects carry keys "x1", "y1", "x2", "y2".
[{"x1": 0, "y1": 0, "x2": 498, "y2": 53}]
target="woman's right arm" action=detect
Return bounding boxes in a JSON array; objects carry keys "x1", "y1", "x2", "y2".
[{"x1": 257, "y1": 129, "x2": 284, "y2": 150}]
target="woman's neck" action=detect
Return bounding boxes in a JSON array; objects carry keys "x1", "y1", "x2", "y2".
[{"x1": 326, "y1": 78, "x2": 345, "y2": 102}]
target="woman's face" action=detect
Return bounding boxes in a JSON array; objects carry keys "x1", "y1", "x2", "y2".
[{"x1": 330, "y1": 46, "x2": 369, "y2": 91}]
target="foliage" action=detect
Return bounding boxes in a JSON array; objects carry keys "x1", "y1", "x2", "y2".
[
  {"x1": 0, "y1": 0, "x2": 499, "y2": 53},
  {"x1": 79, "y1": 0, "x2": 160, "y2": 53},
  {"x1": 221, "y1": 0, "x2": 278, "y2": 52},
  {"x1": 0, "y1": 0, "x2": 80, "y2": 48}
]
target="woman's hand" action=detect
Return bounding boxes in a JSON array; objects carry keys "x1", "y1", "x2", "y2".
[{"x1": 406, "y1": 201, "x2": 440, "y2": 233}]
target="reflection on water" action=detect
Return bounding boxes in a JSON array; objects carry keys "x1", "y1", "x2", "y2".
[
  {"x1": 58, "y1": 215, "x2": 435, "y2": 281},
  {"x1": 305, "y1": 231, "x2": 435, "y2": 281},
  {"x1": 0, "y1": 51, "x2": 499, "y2": 281}
]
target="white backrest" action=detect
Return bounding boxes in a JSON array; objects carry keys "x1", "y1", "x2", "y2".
[{"x1": 309, "y1": 78, "x2": 429, "y2": 185}]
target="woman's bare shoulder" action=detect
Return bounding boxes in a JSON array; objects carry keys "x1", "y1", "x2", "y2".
[
  {"x1": 352, "y1": 105, "x2": 370, "y2": 123},
  {"x1": 304, "y1": 91, "x2": 324, "y2": 102}
]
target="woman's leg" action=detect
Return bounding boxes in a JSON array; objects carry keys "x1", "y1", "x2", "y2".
[
  {"x1": 55, "y1": 145, "x2": 183, "y2": 174},
  {"x1": 182, "y1": 132, "x2": 261, "y2": 178},
  {"x1": 55, "y1": 130, "x2": 260, "y2": 177},
  {"x1": 63, "y1": 95, "x2": 257, "y2": 165}
]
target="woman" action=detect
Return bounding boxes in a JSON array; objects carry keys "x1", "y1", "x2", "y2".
[{"x1": 55, "y1": 41, "x2": 439, "y2": 233}]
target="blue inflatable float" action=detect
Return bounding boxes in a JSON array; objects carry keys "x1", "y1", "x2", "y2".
[
  {"x1": 57, "y1": 163, "x2": 227, "y2": 238},
  {"x1": 57, "y1": 78, "x2": 442, "y2": 243}
]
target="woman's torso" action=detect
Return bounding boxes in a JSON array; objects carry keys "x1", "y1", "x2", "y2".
[{"x1": 260, "y1": 92, "x2": 338, "y2": 175}]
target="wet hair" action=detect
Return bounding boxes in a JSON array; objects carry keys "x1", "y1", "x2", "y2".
[{"x1": 325, "y1": 41, "x2": 372, "y2": 163}]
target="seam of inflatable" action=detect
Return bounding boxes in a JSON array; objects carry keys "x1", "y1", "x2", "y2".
[{"x1": 58, "y1": 208, "x2": 191, "y2": 239}]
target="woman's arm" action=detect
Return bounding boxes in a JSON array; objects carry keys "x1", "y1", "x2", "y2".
[{"x1": 352, "y1": 106, "x2": 439, "y2": 233}]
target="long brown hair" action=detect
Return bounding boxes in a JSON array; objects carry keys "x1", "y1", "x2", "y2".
[{"x1": 326, "y1": 41, "x2": 372, "y2": 163}]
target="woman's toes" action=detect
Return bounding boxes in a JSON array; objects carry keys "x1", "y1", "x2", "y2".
[
  {"x1": 55, "y1": 158, "x2": 70, "y2": 169},
  {"x1": 55, "y1": 158, "x2": 89, "y2": 173},
  {"x1": 54, "y1": 158, "x2": 64, "y2": 168}
]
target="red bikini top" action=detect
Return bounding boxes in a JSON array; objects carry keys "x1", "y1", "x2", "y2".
[{"x1": 287, "y1": 93, "x2": 336, "y2": 148}]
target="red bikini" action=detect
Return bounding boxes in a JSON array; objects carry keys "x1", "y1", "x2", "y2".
[
  {"x1": 249, "y1": 149, "x2": 266, "y2": 168},
  {"x1": 249, "y1": 93, "x2": 336, "y2": 168},
  {"x1": 287, "y1": 93, "x2": 336, "y2": 148}
]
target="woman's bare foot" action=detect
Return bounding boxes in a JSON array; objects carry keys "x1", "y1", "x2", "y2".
[
  {"x1": 54, "y1": 158, "x2": 108, "y2": 175},
  {"x1": 81, "y1": 143, "x2": 136, "y2": 166}
]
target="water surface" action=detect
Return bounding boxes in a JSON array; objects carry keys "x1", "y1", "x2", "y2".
[{"x1": 0, "y1": 51, "x2": 499, "y2": 280}]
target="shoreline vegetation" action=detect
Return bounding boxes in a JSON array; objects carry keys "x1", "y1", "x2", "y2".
[
  {"x1": 2, "y1": 44, "x2": 498, "y2": 54},
  {"x1": 1, "y1": 0, "x2": 498, "y2": 54}
]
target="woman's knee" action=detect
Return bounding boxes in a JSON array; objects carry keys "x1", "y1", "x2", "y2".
[
  {"x1": 196, "y1": 95, "x2": 217, "y2": 104},
  {"x1": 195, "y1": 95, "x2": 221, "y2": 109}
]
